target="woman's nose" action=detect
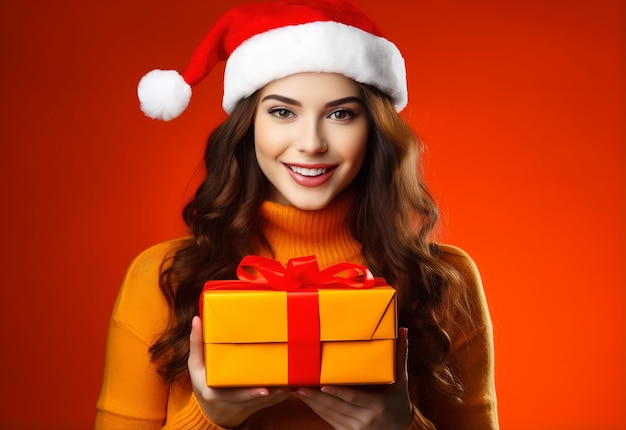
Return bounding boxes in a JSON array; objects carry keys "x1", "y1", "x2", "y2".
[{"x1": 295, "y1": 119, "x2": 327, "y2": 154}]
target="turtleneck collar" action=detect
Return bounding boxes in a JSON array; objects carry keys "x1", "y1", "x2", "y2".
[{"x1": 258, "y1": 191, "x2": 364, "y2": 268}]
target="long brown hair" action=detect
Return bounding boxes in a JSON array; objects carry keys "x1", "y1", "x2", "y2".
[{"x1": 150, "y1": 83, "x2": 470, "y2": 404}]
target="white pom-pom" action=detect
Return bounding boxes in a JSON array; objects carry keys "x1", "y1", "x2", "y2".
[{"x1": 137, "y1": 69, "x2": 192, "y2": 121}]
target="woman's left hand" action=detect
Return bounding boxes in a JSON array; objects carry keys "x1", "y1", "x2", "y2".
[{"x1": 295, "y1": 328, "x2": 413, "y2": 430}]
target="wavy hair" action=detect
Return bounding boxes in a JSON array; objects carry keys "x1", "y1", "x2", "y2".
[{"x1": 150, "y1": 83, "x2": 470, "y2": 404}]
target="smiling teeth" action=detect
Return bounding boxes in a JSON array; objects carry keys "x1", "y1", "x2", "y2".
[{"x1": 289, "y1": 166, "x2": 327, "y2": 176}]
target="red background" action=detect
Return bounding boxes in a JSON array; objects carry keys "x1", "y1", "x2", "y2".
[{"x1": 1, "y1": 0, "x2": 623, "y2": 428}]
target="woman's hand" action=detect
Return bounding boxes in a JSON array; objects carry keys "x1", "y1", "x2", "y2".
[
  {"x1": 295, "y1": 328, "x2": 413, "y2": 430},
  {"x1": 188, "y1": 316, "x2": 289, "y2": 428}
]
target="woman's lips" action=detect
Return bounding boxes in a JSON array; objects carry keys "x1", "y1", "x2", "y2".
[{"x1": 284, "y1": 163, "x2": 337, "y2": 187}]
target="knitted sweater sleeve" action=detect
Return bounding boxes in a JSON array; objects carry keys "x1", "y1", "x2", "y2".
[
  {"x1": 94, "y1": 240, "x2": 228, "y2": 430},
  {"x1": 413, "y1": 245, "x2": 499, "y2": 429}
]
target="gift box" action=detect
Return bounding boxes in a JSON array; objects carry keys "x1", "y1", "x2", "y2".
[{"x1": 200, "y1": 255, "x2": 397, "y2": 387}]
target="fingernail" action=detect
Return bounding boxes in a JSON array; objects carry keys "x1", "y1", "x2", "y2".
[
  {"x1": 258, "y1": 390, "x2": 268, "y2": 396},
  {"x1": 296, "y1": 389, "x2": 308, "y2": 397}
]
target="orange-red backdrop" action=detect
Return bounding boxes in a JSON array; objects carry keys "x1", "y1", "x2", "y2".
[{"x1": 0, "y1": 0, "x2": 623, "y2": 428}]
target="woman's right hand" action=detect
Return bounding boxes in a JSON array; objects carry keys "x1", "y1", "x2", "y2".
[{"x1": 188, "y1": 316, "x2": 289, "y2": 428}]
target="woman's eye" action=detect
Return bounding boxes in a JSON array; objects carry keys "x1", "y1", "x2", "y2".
[
  {"x1": 269, "y1": 108, "x2": 294, "y2": 119},
  {"x1": 329, "y1": 109, "x2": 354, "y2": 121}
]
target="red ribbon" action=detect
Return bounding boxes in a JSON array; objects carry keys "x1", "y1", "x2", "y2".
[{"x1": 200, "y1": 255, "x2": 381, "y2": 385}]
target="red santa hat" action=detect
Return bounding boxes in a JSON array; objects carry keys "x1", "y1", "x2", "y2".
[{"x1": 138, "y1": 0, "x2": 407, "y2": 121}]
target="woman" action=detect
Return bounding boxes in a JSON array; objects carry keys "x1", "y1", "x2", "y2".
[{"x1": 95, "y1": 1, "x2": 498, "y2": 429}]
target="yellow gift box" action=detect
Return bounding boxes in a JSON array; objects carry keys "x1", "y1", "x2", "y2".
[{"x1": 200, "y1": 255, "x2": 397, "y2": 387}]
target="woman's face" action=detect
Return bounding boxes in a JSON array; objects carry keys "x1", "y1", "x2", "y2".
[{"x1": 254, "y1": 72, "x2": 369, "y2": 210}]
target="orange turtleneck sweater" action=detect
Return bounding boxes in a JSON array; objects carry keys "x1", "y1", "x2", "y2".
[{"x1": 95, "y1": 195, "x2": 498, "y2": 429}]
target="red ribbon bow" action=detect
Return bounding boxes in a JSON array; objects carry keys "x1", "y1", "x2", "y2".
[
  {"x1": 200, "y1": 255, "x2": 382, "y2": 385},
  {"x1": 202, "y1": 255, "x2": 377, "y2": 292}
]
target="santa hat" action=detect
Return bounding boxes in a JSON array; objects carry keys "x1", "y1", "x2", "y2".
[{"x1": 137, "y1": 0, "x2": 407, "y2": 121}]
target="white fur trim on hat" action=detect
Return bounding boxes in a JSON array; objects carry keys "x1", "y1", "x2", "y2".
[{"x1": 222, "y1": 21, "x2": 407, "y2": 114}]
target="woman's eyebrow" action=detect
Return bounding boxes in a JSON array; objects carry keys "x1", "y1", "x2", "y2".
[
  {"x1": 324, "y1": 96, "x2": 364, "y2": 108},
  {"x1": 261, "y1": 94, "x2": 301, "y2": 106}
]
